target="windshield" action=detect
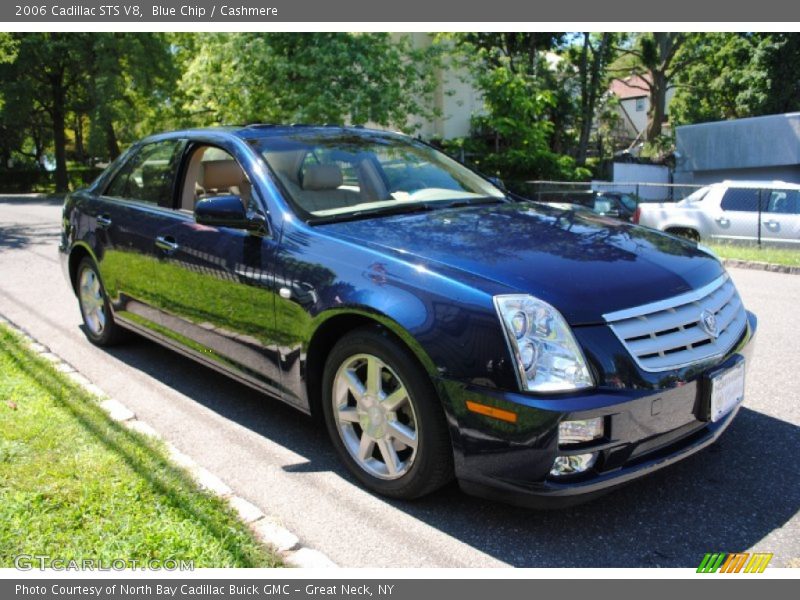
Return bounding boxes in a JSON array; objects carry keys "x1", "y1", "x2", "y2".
[{"x1": 251, "y1": 130, "x2": 506, "y2": 223}]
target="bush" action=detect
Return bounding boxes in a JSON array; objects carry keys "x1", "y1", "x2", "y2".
[{"x1": 0, "y1": 166, "x2": 104, "y2": 193}]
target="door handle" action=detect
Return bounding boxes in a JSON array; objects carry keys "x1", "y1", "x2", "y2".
[
  {"x1": 715, "y1": 217, "x2": 730, "y2": 227},
  {"x1": 155, "y1": 236, "x2": 179, "y2": 254},
  {"x1": 96, "y1": 215, "x2": 112, "y2": 228},
  {"x1": 763, "y1": 219, "x2": 779, "y2": 228}
]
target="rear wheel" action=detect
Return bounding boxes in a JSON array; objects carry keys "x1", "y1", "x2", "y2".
[
  {"x1": 76, "y1": 257, "x2": 126, "y2": 346},
  {"x1": 322, "y1": 328, "x2": 453, "y2": 499}
]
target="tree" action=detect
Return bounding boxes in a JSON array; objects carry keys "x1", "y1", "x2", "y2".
[
  {"x1": 669, "y1": 33, "x2": 800, "y2": 126},
  {"x1": 570, "y1": 33, "x2": 616, "y2": 166},
  {"x1": 0, "y1": 33, "x2": 178, "y2": 189},
  {"x1": 614, "y1": 33, "x2": 692, "y2": 142},
  {"x1": 177, "y1": 33, "x2": 440, "y2": 128},
  {"x1": 443, "y1": 33, "x2": 592, "y2": 181},
  {"x1": 3, "y1": 34, "x2": 98, "y2": 191}
]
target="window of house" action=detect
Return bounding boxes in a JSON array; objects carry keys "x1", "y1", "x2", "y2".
[{"x1": 635, "y1": 97, "x2": 645, "y2": 112}]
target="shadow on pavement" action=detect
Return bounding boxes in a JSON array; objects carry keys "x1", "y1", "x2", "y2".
[
  {"x1": 100, "y1": 331, "x2": 798, "y2": 568},
  {"x1": 0, "y1": 195, "x2": 64, "y2": 252}
]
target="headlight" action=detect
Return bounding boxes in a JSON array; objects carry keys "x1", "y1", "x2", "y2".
[{"x1": 494, "y1": 295, "x2": 593, "y2": 392}]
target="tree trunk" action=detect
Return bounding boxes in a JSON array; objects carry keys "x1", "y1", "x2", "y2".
[
  {"x1": 646, "y1": 69, "x2": 668, "y2": 141},
  {"x1": 50, "y1": 78, "x2": 69, "y2": 193},
  {"x1": 105, "y1": 120, "x2": 120, "y2": 160},
  {"x1": 74, "y1": 114, "x2": 86, "y2": 165},
  {"x1": 577, "y1": 34, "x2": 609, "y2": 166}
]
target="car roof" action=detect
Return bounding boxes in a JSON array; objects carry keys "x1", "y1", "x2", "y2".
[
  {"x1": 142, "y1": 124, "x2": 402, "y2": 144},
  {"x1": 712, "y1": 180, "x2": 800, "y2": 190}
]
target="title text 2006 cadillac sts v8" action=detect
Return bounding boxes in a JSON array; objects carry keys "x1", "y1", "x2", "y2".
[{"x1": 59, "y1": 125, "x2": 756, "y2": 507}]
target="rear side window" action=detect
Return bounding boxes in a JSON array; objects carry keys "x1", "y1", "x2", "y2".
[
  {"x1": 106, "y1": 140, "x2": 184, "y2": 206},
  {"x1": 720, "y1": 188, "x2": 762, "y2": 212}
]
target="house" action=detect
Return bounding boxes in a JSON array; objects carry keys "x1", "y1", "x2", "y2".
[
  {"x1": 674, "y1": 112, "x2": 800, "y2": 185},
  {"x1": 391, "y1": 33, "x2": 483, "y2": 140},
  {"x1": 608, "y1": 74, "x2": 675, "y2": 147}
]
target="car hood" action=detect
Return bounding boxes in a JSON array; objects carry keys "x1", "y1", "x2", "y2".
[{"x1": 319, "y1": 201, "x2": 724, "y2": 324}]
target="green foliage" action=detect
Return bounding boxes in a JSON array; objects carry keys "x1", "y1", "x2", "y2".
[
  {"x1": 177, "y1": 33, "x2": 439, "y2": 128},
  {"x1": 0, "y1": 325, "x2": 280, "y2": 567},
  {"x1": 671, "y1": 33, "x2": 800, "y2": 125},
  {"x1": 445, "y1": 33, "x2": 593, "y2": 181},
  {"x1": 3, "y1": 32, "x2": 800, "y2": 192},
  {"x1": 0, "y1": 165, "x2": 103, "y2": 193}
]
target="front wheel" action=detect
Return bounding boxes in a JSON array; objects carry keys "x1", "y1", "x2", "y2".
[
  {"x1": 76, "y1": 257, "x2": 126, "y2": 346},
  {"x1": 321, "y1": 328, "x2": 453, "y2": 499}
]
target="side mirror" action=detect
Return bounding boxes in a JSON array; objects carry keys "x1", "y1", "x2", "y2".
[
  {"x1": 195, "y1": 195, "x2": 266, "y2": 233},
  {"x1": 488, "y1": 176, "x2": 506, "y2": 192}
]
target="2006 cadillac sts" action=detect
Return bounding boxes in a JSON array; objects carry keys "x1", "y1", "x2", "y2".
[{"x1": 59, "y1": 125, "x2": 756, "y2": 507}]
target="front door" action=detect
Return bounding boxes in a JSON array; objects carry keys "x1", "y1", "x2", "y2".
[{"x1": 143, "y1": 144, "x2": 285, "y2": 401}]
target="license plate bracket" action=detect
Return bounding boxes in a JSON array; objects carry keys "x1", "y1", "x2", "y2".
[{"x1": 701, "y1": 358, "x2": 746, "y2": 422}]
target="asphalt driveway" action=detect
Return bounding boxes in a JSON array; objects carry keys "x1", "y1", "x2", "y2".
[{"x1": 1, "y1": 194, "x2": 798, "y2": 568}]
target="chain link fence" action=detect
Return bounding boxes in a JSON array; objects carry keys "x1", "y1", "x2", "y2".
[
  {"x1": 508, "y1": 180, "x2": 800, "y2": 249},
  {"x1": 510, "y1": 180, "x2": 703, "y2": 203}
]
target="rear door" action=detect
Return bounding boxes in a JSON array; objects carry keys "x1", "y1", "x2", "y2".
[
  {"x1": 761, "y1": 189, "x2": 800, "y2": 244},
  {"x1": 93, "y1": 138, "x2": 186, "y2": 335}
]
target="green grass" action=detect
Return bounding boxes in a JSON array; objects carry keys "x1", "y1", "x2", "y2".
[
  {"x1": 706, "y1": 242, "x2": 800, "y2": 268},
  {"x1": 0, "y1": 325, "x2": 282, "y2": 568}
]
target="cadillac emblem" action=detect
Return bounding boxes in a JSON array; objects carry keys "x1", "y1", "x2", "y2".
[{"x1": 700, "y1": 309, "x2": 719, "y2": 338}]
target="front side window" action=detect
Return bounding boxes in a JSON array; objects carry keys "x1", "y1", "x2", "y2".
[
  {"x1": 106, "y1": 139, "x2": 184, "y2": 206},
  {"x1": 179, "y1": 145, "x2": 257, "y2": 213},
  {"x1": 252, "y1": 131, "x2": 506, "y2": 223},
  {"x1": 766, "y1": 190, "x2": 800, "y2": 214}
]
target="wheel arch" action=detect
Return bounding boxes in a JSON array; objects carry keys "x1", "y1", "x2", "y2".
[
  {"x1": 304, "y1": 309, "x2": 440, "y2": 419},
  {"x1": 663, "y1": 225, "x2": 701, "y2": 241},
  {"x1": 67, "y1": 242, "x2": 99, "y2": 294}
]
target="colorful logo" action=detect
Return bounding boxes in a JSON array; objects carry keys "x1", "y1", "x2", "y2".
[{"x1": 697, "y1": 552, "x2": 773, "y2": 573}]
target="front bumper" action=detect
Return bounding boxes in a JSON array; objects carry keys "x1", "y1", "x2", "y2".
[{"x1": 440, "y1": 311, "x2": 757, "y2": 508}]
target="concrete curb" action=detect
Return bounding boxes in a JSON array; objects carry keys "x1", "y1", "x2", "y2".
[
  {"x1": 0, "y1": 314, "x2": 338, "y2": 569},
  {"x1": 722, "y1": 258, "x2": 800, "y2": 275}
]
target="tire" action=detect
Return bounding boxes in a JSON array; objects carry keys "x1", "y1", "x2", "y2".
[
  {"x1": 321, "y1": 327, "x2": 454, "y2": 499},
  {"x1": 76, "y1": 257, "x2": 127, "y2": 347}
]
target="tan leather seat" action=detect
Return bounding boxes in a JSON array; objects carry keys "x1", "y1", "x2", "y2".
[
  {"x1": 200, "y1": 160, "x2": 251, "y2": 203},
  {"x1": 291, "y1": 164, "x2": 359, "y2": 213}
]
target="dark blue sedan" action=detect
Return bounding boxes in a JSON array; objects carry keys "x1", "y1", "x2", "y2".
[{"x1": 59, "y1": 125, "x2": 756, "y2": 507}]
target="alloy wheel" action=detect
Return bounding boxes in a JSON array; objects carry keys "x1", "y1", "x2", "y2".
[
  {"x1": 332, "y1": 353, "x2": 419, "y2": 480},
  {"x1": 79, "y1": 267, "x2": 106, "y2": 336}
]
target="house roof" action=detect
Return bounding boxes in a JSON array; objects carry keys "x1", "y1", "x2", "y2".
[{"x1": 610, "y1": 74, "x2": 650, "y2": 100}]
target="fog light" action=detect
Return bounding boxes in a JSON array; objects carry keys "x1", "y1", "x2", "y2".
[
  {"x1": 558, "y1": 417, "x2": 604, "y2": 445},
  {"x1": 550, "y1": 452, "x2": 598, "y2": 476}
]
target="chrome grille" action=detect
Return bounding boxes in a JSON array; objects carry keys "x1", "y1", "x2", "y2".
[{"x1": 603, "y1": 274, "x2": 747, "y2": 372}]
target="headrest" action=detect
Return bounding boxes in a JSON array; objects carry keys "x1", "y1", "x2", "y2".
[
  {"x1": 302, "y1": 164, "x2": 343, "y2": 191},
  {"x1": 201, "y1": 160, "x2": 245, "y2": 190}
]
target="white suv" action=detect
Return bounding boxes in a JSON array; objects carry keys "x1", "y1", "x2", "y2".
[{"x1": 634, "y1": 181, "x2": 800, "y2": 244}]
